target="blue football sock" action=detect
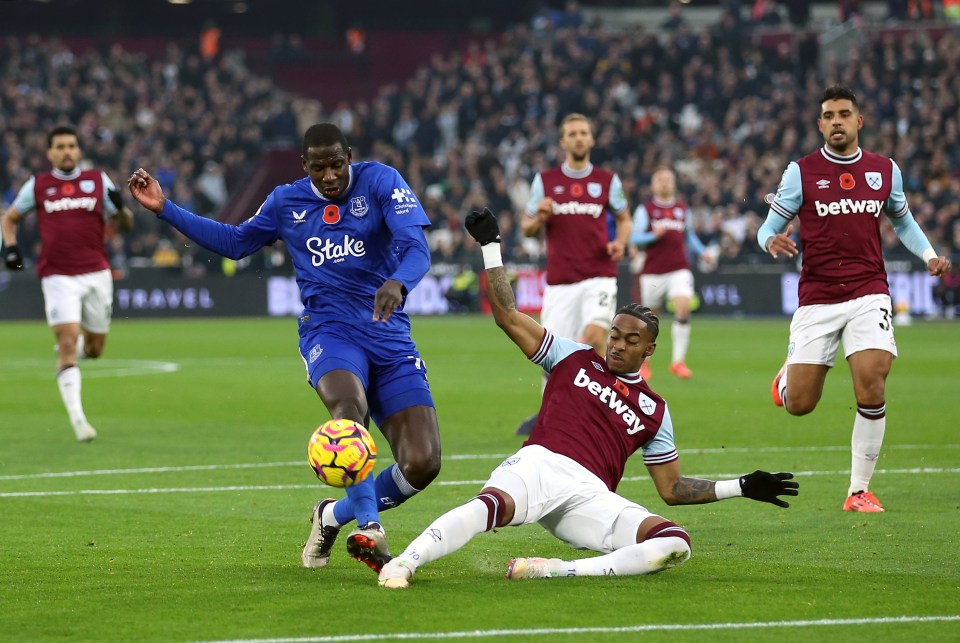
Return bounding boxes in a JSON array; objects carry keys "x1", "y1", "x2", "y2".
[
  {"x1": 334, "y1": 475, "x2": 378, "y2": 527},
  {"x1": 374, "y1": 463, "x2": 419, "y2": 511}
]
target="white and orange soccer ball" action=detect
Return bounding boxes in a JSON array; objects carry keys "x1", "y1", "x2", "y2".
[{"x1": 307, "y1": 419, "x2": 377, "y2": 488}]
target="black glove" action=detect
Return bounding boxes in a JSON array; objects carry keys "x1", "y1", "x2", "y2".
[
  {"x1": 3, "y1": 244, "x2": 23, "y2": 270},
  {"x1": 739, "y1": 470, "x2": 798, "y2": 508},
  {"x1": 465, "y1": 208, "x2": 501, "y2": 246},
  {"x1": 107, "y1": 188, "x2": 124, "y2": 211}
]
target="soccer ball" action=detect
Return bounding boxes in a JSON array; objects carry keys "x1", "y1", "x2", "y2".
[{"x1": 307, "y1": 419, "x2": 377, "y2": 488}]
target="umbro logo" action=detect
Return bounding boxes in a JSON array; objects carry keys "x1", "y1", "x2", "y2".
[
  {"x1": 816, "y1": 179, "x2": 831, "y2": 189},
  {"x1": 292, "y1": 209, "x2": 307, "y2": 222}
]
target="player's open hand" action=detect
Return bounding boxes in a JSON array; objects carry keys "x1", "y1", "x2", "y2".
[
  {"x1": 927, "y1": 255, "x2": 951, "y2": 277},
  {"x1": 373, "y1": 279, "x2": 405, "y2": 323},
  {"x1": 766, "y1": 224, "x2": 798, "y2": 259},
  {"x1": 739, "y1": 470, "x2": 799, "y2": 508},
  {"x1": 127, "y1": 168, "x2": 166, "y2": 214},
  {"x1": 465, "y1": 208, "x2": 501, "y2": 246}
]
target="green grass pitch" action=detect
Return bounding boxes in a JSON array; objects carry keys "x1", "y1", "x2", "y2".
[{"x1": 0, "y1": 315, "x2": 958, "y2": 642}]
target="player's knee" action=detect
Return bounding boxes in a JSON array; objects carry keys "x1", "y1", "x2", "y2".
[
  {"x1": 643, "y1": 520, "x2": 692, "y2": 570},
  {"x1": 783, "y1": 387, "x2": 819, "y2": 416},
  {"x1": 785, "y1": 397, "x2": 817, "y2": 416},
  {"x1": 399, "y1": 451, "x2": 441, "y2": 489},
  {"x1": 643, "y1": 520, "x2": 691, "y2": 549},
  {"x1": 475, "y1": 488, "x2": 514, "y2": 530}
]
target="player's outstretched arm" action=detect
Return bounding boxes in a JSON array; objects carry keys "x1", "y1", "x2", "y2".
[
  {"x1": 647, "y1": 461, "x2": 798, "y2": 508},
  {"x1": 465, "y1": 208, "x2": 545, "y2": 359}
]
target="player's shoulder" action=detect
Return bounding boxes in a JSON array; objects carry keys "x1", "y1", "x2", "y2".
[
  {"x1": 353, "y1": 160, "x2": 399, "y2": 180},
  {"x1": 858, "y1": 149, "x2": 894, "y2": 167},
  {"x1": 588, "y1": 165, "x2": 616, "y2": 182},
  {"x1": 540, "y1": 165, "x2": 565, "y2": 180},
  {"x1": 269, "y1": 176, "x2": 313, "y2": 200}
]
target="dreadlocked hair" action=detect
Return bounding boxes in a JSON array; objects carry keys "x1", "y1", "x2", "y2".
[{"x1": 617, "y1": 304, "x2": 660, "y2": 340}]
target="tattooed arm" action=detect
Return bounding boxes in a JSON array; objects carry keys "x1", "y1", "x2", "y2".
[
  {"x1": 646, "y1": 459, "x2": 799, "y2": 507},
  {"x1": 484, "y1": 265, "x2": 548, "y2": 360},
  {"x1": 647, "y1": 460, "x2": 722, "y2": 505}
]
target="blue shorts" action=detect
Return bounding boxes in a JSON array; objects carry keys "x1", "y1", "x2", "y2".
[{"x1": 297, "y1": 314, "x2": 434, "y2": 426}]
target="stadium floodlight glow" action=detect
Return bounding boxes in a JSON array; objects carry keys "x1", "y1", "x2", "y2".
[{"x1": 167, "y1": 0, "x2": 193, "y2": 5}]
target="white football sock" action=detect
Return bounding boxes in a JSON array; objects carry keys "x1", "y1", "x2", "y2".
[
  {"x1": 56, "y1": 365, "x2": 85, "y2": 423},
  {"x1": 779, "y1": 364, "x2": 789, "y2": 409},
  {"x1": 849, "y1": 404, "x2": 886, "y2": 496},
  {"x1": 671, "y1": 320, "x2": 690, "y2": 365},
  {"x1": 395, "y1": 498, "x2": 489, "y2": 572},
  {"x1": 561, "y1": 537, "x2": 691, "y2": 577}
]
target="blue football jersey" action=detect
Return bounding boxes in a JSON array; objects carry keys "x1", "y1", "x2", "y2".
[
  {"x1": 257, "y1": 162, "x2": 429, "y2": 311},
  {"x1": 171, "y1": 162, "x2": 429, "y2": 324}
]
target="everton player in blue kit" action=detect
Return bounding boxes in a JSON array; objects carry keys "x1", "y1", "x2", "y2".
[
  {"x1": 377, "y1": 208, "x2": 798, "y2": 589},
  {"x1": 128, "y1": 124, "x2": 440, "y2": 574},
  {"x1": 759, "y1": 86, "x2": 950, "y2": 513}
]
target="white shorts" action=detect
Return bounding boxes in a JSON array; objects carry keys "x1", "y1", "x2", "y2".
[
  {"x1": 540, "y1": 277, "x2": 617, "y2": 341},
  {"x1": 40, "y1": 269, "x2": 114, "y2": 333},
  {"x1": 485, "y1": 445, "x2": 658, "y2": 553},
  {"x1": 640, "y1": 269, "x2": 694, "y2": 310},
  {"x1": 787, "y1": 293, "x2": 897, "y2": 367}
]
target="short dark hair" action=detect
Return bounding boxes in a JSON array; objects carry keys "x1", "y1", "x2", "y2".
[
  {"x1": 616, "y1": 304, "x2": 660, "y2": 341},
  {"x1": 302, "y1": 123, "x2": 349, "y2": 156},
  {"x1": 820, "y1": 86, "x2": 859, "y2": 111},
  {"x1": 47, "y1": 125, "x2": 78, "y2": 149}
]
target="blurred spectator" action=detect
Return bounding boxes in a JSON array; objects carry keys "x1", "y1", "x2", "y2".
[
  {"x1": 661, "y1": 2, "x2": 689, "y2": 31},
  {"x1": 2, "y1": 14, "x2": 958, "y2": 278},
  {"x1": 200, "y1": 21, "x2": 221, "y2": 62},
  {"x1": 751, "y1": 0, "x2": 783, "y2": 26},
  {"x1": 152, "y1": 238, "x2": 181, "y2": 268}
]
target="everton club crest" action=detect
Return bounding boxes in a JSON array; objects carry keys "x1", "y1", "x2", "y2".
[{"x1": 350, "y1": 195, "x2": 369, "y2": 217}]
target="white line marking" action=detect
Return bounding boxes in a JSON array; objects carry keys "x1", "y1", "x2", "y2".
[
  {"x1": 199, "y1": 615, "x2": 960, "y2": 643},
  {"x1": 0, "y1": 358, "x2": 180, "y2": 380},
  {"x1": 2, "y1": 468, "x2": 957, "y2": 498},
  {"x1": 2, "y1": 444, "x2": 956, "y2": 481}
]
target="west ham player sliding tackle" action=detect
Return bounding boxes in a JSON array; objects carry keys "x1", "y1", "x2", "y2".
[
  {"x1": 129, "y1": 123, "x2": 441, "y2": 573},
  {"x1": 377, "y1": 207, "x2": 798, "y2": 588},
  {"x1": 759, "y1": 86, "x2": 950, "y2": 513}
]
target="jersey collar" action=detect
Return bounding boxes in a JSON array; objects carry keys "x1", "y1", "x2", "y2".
[
  {"x1": 51, "y1": 168, "x2": 82, "y2": 181},
  {"x1": 616, "y1": 370, "x2": 642, "y2": 384},
  {"x1": 560, "y1": 162, "x2": 593, "y2": 179},
  {"x1": 820, "y1": 146, "x2": 862, "y2": 165}
]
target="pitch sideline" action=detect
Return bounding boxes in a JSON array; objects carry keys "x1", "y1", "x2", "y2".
[{"x1": 200, "y1": 615, "x2": 960, "y2": 642}]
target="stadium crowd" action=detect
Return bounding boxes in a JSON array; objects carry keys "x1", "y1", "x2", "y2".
[{"x1": 1, "y1": 5, "x2": 958, "y2": 293}]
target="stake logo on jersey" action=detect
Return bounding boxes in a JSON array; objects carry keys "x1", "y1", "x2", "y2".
[{"x1": 307, "y1": 235, "x2": 366, "y2": 266}]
